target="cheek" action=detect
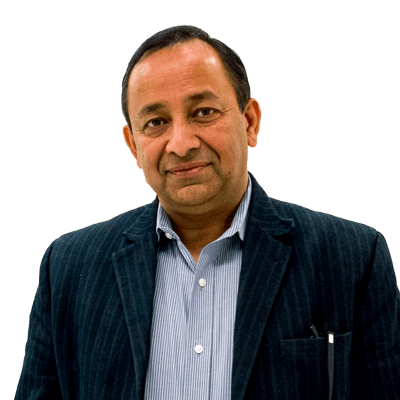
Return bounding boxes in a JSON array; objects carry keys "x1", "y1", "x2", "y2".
[
  {"x1": 137, "y1": 138, "x2": 164, "y2": 172},
  {"x1": 216, "y1": 120, "x2": 248, "y2": 159}
]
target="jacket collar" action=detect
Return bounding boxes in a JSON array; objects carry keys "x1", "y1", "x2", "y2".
[
  {"x1": 122, "y1": 198, "x2": 159, "y2": 242},
  {"x1": 246, "y1": 172, "x2": 295, "y2": 237}
]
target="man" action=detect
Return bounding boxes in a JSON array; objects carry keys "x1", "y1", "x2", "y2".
[{"x1": 16, "y1": 26, "x2": 400, "y2": 400}]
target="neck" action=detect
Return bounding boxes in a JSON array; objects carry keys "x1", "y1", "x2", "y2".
[
  {"x1": 159, "y1": 177, "x2": 248, "y2": 262},
  {"x1": 169, "y1": 206, "x2": 238, "y2": 263},
  {"x1": 172, "y1": 205, "x2": 237, "y2": 248},
  {"x1": 160, "y1": 178, "x2": 249, "y2": 261}
]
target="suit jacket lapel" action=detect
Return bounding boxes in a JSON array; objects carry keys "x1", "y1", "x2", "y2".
[
  {"x1": 112, "y1": 200, "x2": 159, "y2": 400},
  {"x1": 232, "y1": 175, "x2": 294, "y2": 400}
]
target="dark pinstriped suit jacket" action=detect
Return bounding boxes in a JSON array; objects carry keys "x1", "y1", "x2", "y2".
[{"x1": 16, "y1": 174, "x2": 400, "y2": 399}]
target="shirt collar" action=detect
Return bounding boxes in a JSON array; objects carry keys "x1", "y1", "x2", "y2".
[{"x1": 156, "y1": 174, "x2": 252, "y2": 242}]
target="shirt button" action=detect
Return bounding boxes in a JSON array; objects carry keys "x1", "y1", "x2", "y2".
[
  {"x1": 165, "y1": 233, "x2": 172, "y2": 239},
  {"x1": 198, "y1": 278, "x2": 206, "y2": 287},
  {"x1": 194, "y1": 345, "x2": 203, "y2": 354}
]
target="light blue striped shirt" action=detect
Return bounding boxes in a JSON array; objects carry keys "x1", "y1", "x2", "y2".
[{"x1": 144, "y1": 177, "x2": 252, "y2": 400}]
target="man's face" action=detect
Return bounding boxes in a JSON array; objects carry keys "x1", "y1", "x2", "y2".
[{"x1": 123, "y1": 39, "x2": 260, "y2": 215}]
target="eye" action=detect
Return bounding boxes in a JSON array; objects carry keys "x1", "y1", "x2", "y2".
[
  {"x1": 196, "y1": 108, "x2": 216, "y2": 117},
  {"x1": 146, "y1": 118, "x2": 166, "y2": 128}
]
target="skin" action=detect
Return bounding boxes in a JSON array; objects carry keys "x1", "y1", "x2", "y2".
[{"x1": 123, "y1": 39, "x2": 261, "y2": 261}]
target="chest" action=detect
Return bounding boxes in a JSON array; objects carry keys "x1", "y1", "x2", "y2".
[{"x1": 145, "y1": 235, "x2": 243, "y2": 399}]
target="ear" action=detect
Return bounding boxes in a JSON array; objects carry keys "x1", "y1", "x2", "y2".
[
  {"x1": 123, "y1": 125, "x2": 142, "y2": 168},
  {"x1": 244, "y1": 98, "x2": 261, "y2": 147}
]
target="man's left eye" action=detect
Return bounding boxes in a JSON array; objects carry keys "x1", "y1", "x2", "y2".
[{"x1": 196, "y1": 108, "x2": 215, "y2": 117}]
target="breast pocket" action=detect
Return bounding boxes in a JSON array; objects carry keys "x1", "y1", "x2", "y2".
[{"x1": 279, "y1": 331, "x2": 352, "y2": 399}]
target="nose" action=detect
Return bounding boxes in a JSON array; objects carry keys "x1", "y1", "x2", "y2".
[{"x1": 165, "y1": 120, "x2": 201, "y2": 157}]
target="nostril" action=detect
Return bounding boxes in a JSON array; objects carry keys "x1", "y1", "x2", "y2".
[{"x1": 166, "y1": 133, "x2": 201, "y2": 157}]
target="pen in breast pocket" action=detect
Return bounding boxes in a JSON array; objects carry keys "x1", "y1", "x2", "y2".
[{"x1": 310, "y1": 324, "x2": 320, "y2": 338}]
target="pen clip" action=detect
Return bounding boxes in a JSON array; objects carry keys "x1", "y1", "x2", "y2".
[{"x1": 310, "y1": 324, "x2": 320, "y2": 338}]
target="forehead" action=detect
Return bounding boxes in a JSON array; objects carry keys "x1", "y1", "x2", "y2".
[
  {"x1": 126, "y1": 39, "x2": 236, "y2": 112},
  {"x1": 141, "y1": 39, "x2": 221, "y2": 70}
]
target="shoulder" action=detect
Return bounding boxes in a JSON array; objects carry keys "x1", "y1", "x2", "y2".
[
  {"x1": 272, "y1": 197, "x2": 376, "y2": 232},
  {"x1": 249, "y1": 174, "x2": 379, "y2": 247},
  {"x1": 46, "y1": 201, "x2": 157, "y2": 264},
  {"x1": 269, "y1": 197, "x2": 381, "y2": 256}
]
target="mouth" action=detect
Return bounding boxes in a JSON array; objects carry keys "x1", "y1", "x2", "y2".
[
  {"x1": 170, "y1": 162, "x2": 209, "y2": 173},
  {"x1": 169, "y1": 163, "x2": 210, "y2": 178}
]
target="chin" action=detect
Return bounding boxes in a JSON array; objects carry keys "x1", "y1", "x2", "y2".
[{"x1": 168, "y1": 184, "x2": 217, "y2": 207}]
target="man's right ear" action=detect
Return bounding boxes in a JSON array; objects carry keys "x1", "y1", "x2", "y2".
[{"x1": 123, "y1": 125, "x2": 142, "y2": 169}]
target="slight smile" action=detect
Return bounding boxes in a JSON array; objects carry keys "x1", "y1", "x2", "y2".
[{"x1": 169, "y1": 163, "x2": 210, "y2": 178}]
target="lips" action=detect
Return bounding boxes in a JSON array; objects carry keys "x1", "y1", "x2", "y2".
[{"x1": 169, "y1": 162, "x2": 209, "y2": 174}]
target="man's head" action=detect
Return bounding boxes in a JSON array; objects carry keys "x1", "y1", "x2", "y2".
[
  {"x1": 122, "y1": 26, "x2": 250, "y2": 131},
  {"x1": 122, "y1": 26, "x2": 261, "y2": 218}
]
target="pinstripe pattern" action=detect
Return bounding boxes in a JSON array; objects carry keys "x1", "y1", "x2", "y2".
[
  {"x1": 144, "y1": 178, "x2": 252, "y2": 400},
  {"x1": 15, "y1": 174, "x2": 400, "y2": 399}
]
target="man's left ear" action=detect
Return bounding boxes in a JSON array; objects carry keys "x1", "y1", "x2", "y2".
[{"x1": 244, "y1": 98, "x2": 261, "y2": 147}]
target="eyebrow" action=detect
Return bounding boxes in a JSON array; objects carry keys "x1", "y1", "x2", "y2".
[
  {"x1": 138, "y1": 102, "x2": 167, "y2": 119},
  {"x1": 184, "y1": 90, "x2": 219, "y2": 104},
  {"x1": 137, "y1": 91, "x2": 220, "y2": 119}
]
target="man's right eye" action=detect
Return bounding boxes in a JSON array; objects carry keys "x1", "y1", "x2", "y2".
[{"x1": 146, "y1": 118, "x2": 165, "y2": 128}]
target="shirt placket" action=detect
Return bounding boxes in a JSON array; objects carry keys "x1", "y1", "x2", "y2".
[{"x1": 182, "y1": 242, "x2": 220, "y2": 400}]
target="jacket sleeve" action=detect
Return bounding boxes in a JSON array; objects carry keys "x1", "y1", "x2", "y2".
[
  {"x1": 351, "y1": 232, "x2": 400, "y2": 398},
  {"x1": 15, "y1": 243, "x2": 63, "y2": 399}
]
